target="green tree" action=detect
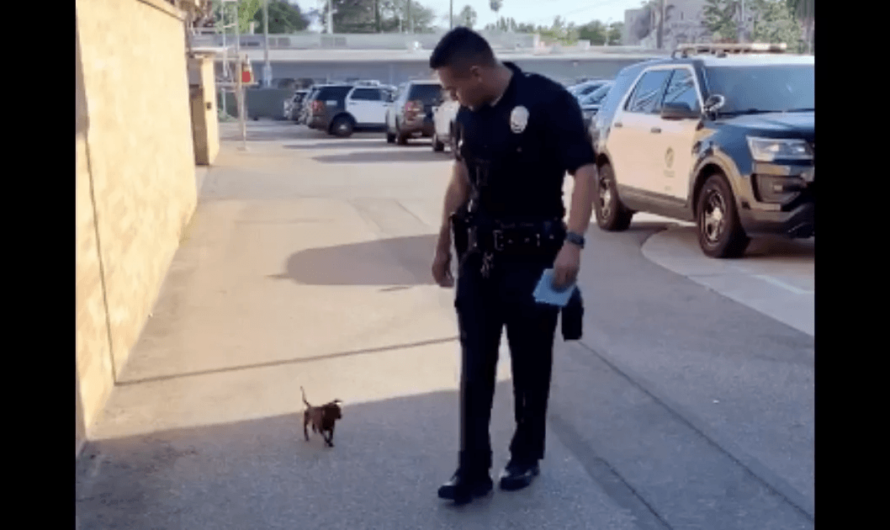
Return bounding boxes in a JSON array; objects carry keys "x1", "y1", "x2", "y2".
[
  {"x1": 484, "y1": 16, "x2": 517, "y2": 32},
  {"x1": 516, "y1": 22, "x2": 535, "y2": 33},
  {"x1": 209, "y1": 0, "x2": 263, "y2": 34},
  {"x1": 702, "y1": 0, "x2": 740, "y2": 42},
  {"x1": 786, "y1": 0, "x2": 814, "y2": 52},
  {"x1": 322, "y1": 0, "x2": 376, "y2": 33},
  {"x1": 254, "y1": 1, "x2": 309, "y2": 34},
  {"x1": 489, "y1": 0, "x2": 503, "y2": 16},
  {"x1": 378, "y1": 0, "x2": 438, "y2": 33},
  {"x1": 458, "y1": 5, "x2": 477, "y2": 29},
  {"x1": 607, "y1": 21, "x2": 623, "y2": 45},
  {"x1": 751, "y1": 0, "x2": 805, "y2": 52},
  {"x1": 534, "y1": 16, "x2": 579, "y2": 45},
  {"x1": 578, "y1": 20, "x2": 607, "y2": 45}
]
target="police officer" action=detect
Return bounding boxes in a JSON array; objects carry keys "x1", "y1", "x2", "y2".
[{"x1": 429, "y1": 28, "x2": 598, "y2": 505}]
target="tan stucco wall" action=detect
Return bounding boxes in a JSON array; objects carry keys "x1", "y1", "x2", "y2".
[{"x1": 76, "y1": 0, "x2": 197, "y2": 452}]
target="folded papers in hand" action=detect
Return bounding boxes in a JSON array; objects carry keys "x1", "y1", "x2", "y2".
[{"x1": 533, "y1": 269, "x2": 577, "y2": 308}]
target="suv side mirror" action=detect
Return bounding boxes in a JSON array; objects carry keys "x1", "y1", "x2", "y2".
[
  {"x1": 661, "y1": 102, "x2": 700, "y2": 120},
  {"x1": 703, "y1": 94, "x2": 725, "y2": 113}
]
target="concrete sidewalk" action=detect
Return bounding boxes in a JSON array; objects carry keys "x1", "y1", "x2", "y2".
[
  {"x1": 75, "y1": 139, "x2": 640, "y2": 529},
  {"x1": 642, "y1": 227, "x2": 814, "y2": 336}
]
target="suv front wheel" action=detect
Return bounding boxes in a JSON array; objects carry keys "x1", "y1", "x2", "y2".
[
  {"x1": 696, "y1": 173, "x2": 750, "y2": 258},
  {"x1": 594, "y1": 162, "x2": 633, "y2": 231}
]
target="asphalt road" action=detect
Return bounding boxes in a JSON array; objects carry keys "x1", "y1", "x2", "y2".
[{"x1": 76, "y1": 121, "x2": 814, "y2": 530}]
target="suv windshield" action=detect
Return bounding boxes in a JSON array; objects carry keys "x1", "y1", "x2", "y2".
[
  {"x1": 704, "y1": 64, "x2": 813, "y2": 115},
  {"x1": 409, "y1": 83, "x2": 443, "y2": 103}
]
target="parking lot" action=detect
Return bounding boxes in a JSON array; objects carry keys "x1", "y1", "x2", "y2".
[{"x1": 222, "y1": 120, "x2": 814, "y2": 337}]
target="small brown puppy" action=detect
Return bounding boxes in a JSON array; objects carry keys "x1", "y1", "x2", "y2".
[{"x1": 301, "y1": 387, "x2": 342, "y2": 447}]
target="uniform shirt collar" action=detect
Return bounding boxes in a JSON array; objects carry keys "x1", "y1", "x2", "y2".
[{"x1": 489, "y1": 62, "x2": 522, "y2": 108}]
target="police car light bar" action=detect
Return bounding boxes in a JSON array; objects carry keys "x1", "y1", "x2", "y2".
[{"x1": 672, "y1": 43, "x2": 787, "y2": 58}]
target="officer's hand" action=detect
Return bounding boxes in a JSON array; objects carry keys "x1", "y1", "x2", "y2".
[
  {"x1": 432, "y1": 248, "x2": 454, "y2": 288},
  {"x1": 553, "y1": 243, "x2": 581, "y2": 290}
]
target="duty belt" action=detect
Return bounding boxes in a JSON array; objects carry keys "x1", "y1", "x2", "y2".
[{"x1": 468, "y1": 220, "x2": 565, "y2": 254}]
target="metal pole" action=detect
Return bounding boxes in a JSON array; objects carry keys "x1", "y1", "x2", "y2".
[
  {"x1": 235, "y1": 1, "x2": 246, "y2": 150},
  {"x1": 263, "y1": 0, "x2": 271, "y2": 87},
  {"x1": 738, "y1": 0, "x2": 745, "y2": 43},
  {"x1": 657, "y1": 0, "x2": 665, "y2": 49},
  {"x1": 408, "y1": 0, "x2": 412, "y2": 34},
  {"x1": 450, "y1": 0, "x2": 453, "y2": 30},
  {"x1": 327, "y1": 0, "x2": 333, "y2": 34},
  {"x1": 220, "y1": 1, "x2": 228, "y2": 117}
]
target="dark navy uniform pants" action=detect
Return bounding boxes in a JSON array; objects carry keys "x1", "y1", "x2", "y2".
[{"x1": 454, "y1": 248, "x2": 561, "y2": 474}]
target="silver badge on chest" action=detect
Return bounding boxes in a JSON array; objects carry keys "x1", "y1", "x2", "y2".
[{"x1": 510, "y1": 105, "x2": 529, "y2": 134}]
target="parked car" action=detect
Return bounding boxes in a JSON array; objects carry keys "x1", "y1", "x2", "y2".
[
  {"x1": 431, "y1": 90, "x2": 460, "y2": 153},
  {"x1": 589, "y1": 43, "x2": 814, "y2": 258},
  {"x1": 284, "y1": 89, "x2": 308, "y2": 121},
  {"x1": 579, "y1": 81, "x2": 613, "y2": 130},
  {"x1": 307, "y1": 84, "x2": 393, "y2": 137},
  {"x1": 385, "y1": 80, "x2": 442, "y2": 144},
  {"x1": 298, "y1": 86, "x2": 320, "y2": 124},
  {"x1": 568, "y1": 79, "x2": 611, "y2": 99}
]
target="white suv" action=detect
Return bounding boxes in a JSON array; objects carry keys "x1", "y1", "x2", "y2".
[
  {"x1": 310, "y1": 84, "x2": 395, "y2": 137},
  {"x1": 432, "y1": 93, "x2": 460, "y2": 154},
  {"x1": 341, "y1": 85, "x2": 393, "y2": 133}
]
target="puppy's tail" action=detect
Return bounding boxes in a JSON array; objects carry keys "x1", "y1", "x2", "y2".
[{"x1": 301, "y1": 386, "x2": 310, "y2": 407}]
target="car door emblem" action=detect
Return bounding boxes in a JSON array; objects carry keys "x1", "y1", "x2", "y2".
[
  {"x1": 510, "y1": 106, "x2": 529, "y2": 134},
  {"x1": 665, "y1": 147, "x2": 674, "y2": 168}
]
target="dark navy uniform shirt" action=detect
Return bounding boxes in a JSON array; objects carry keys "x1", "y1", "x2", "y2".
[{"x1": 454, "y1": 62, "x2": 596, "y2": 220}]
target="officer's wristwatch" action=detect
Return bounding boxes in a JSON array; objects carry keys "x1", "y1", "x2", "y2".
[{"x1": 566, "y1": 231, "x2": 585, "y2": 249}]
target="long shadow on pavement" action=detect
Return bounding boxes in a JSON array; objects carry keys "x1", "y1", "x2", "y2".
[
  {"x1": 284, "y1": 139, "x2": 391, "y2": 150},
  {"x1": 75, "y1": 384, "x2": 623, "y2": 530},
  {"x1": 272, "y1": 234, "x2": 438, "y2": 286},
  {"x1": 313, "y1": 149, "x2": 445, "y2": 164},
  {"x1": 115, "y1": 336, "x2": 459, "y2": 387},
  {"x1": 271, "y1": 224, "x2": 675, "y2": 288}
]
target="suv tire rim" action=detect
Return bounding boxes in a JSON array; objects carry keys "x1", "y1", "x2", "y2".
[
  {"x1": 702, "y1": 190, "x2": 726, "y2": 244},
  {"x1": 339, "y1": 121, "x2": 349, "y2": 133},
  {"x1": 599, "y1": 177, "x2": 613, "y2": 220}
]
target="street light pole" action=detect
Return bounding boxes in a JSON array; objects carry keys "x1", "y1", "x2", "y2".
[
  {"x1": 450, "y1": 0, "x2": 453, "y2": 30},
  {"x1": 262, "y1": 0, "x2": 272, "y2": 87}
]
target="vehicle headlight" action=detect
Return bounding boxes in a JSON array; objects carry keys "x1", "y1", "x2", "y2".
[{"x1": 746, "y1": 137, "x2": 813, "y2": 162}]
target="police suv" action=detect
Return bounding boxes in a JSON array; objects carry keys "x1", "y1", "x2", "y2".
[{"x1": 589, "y1": 43, "x2": 814, "y2": 258}]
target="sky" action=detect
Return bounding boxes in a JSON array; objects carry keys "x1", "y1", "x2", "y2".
[
  {"x1": 419, "y1": 0, "x2": 644, "y2": 28},
  {"x1": 297, "y1": 0, "x2": 647, "y2": 29}
]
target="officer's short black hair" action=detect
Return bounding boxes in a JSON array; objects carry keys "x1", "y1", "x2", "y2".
[{"x1": 429, "y1": 27, "x2": 497, "y2": 73}]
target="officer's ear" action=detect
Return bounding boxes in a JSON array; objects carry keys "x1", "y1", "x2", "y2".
[{"x1": 468, "y1": 65, "x2": 484, "y2": 82}]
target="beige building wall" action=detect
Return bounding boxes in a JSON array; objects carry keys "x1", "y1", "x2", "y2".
[{"x1": 76, "y1": 0, "x2": 198, "y2": 454}]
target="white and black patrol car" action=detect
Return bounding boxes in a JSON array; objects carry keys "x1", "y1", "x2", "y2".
[{"x1": 589, "y1": 43, "x2": 814, "y2": 258}]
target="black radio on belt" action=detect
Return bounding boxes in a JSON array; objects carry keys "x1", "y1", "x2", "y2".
[{"x1": 561, "y1": 288, "x2": 584, "y2": 341}]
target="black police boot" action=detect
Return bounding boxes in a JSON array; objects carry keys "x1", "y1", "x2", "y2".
[
  {"x1": 437, "y1": 468, "x2": 494, "y2": 505},
  {"x1": 498, "y1": 458, "x2": 540, "y2": 491}
]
